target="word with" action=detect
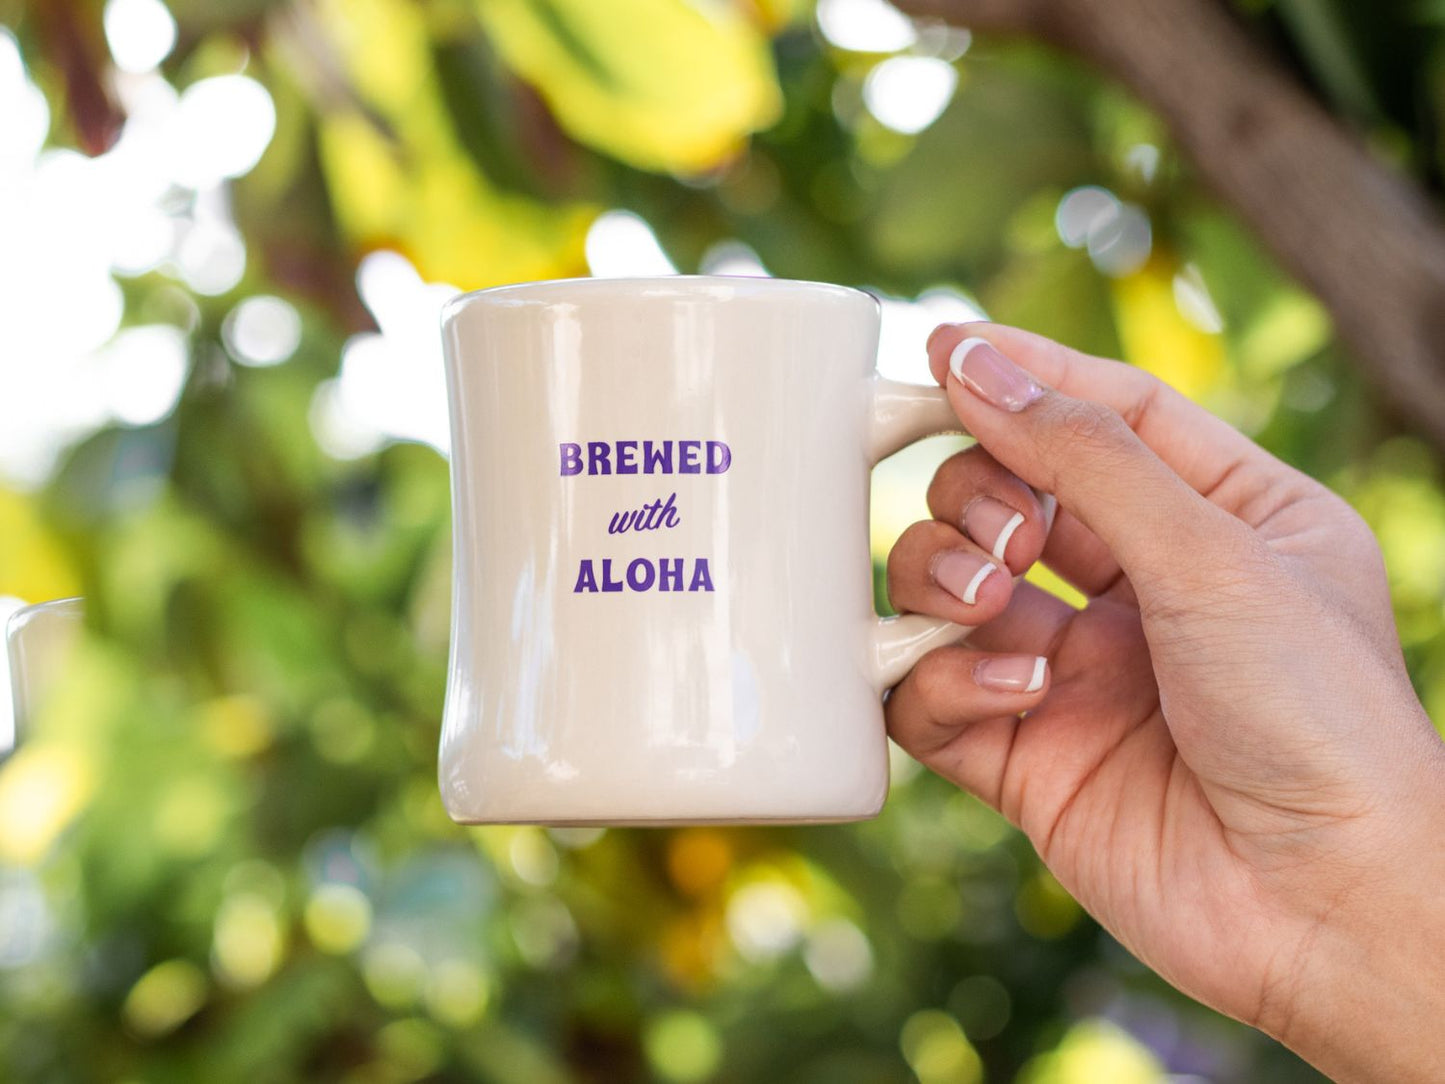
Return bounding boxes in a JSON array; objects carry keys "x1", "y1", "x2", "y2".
[{"x1": 609, "y1": 492, "x2": 680, "y2": 534}]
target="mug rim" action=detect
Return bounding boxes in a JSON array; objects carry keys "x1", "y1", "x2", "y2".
[
  {"x1": 5, "y1": 596, "x2": 84, "y2": 647},
  {"x1": 441, "y1": 274, "x2": 879, "y2": 324}
]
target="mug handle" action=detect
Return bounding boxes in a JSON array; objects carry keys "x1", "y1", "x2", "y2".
[{"x1": 866, "y1": 377, "x2": 1057, "y2": 690}]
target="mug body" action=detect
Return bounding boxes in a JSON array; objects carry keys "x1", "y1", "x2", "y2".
[
  {"x1": 5, "y1": 597, "x2": 83, "y2": 761},
  {"x1": 440, "y1": 276, "x2": 885, "y2": 824}
]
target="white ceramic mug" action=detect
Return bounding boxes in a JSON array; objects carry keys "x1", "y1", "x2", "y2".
[
  {"x1": 438, "y1": 276, "x2": 1004, "y2": 825},
  {"x1": 4, "y1": 597, "x2": 83, "y2": 761}
]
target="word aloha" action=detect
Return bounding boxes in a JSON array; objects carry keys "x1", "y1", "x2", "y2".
[
  {"x1": 560, "y1": 440, "x2": 731, "y2": 476},
  {"x1": 574, "y1": 557, "x2": 714, "y2": 593}
]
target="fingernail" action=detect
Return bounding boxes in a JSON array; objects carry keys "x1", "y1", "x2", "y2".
[
  {"x1": 974, "y1": 655, "x2": 1048, "y2": 694},
  {"x1": 932, "y1": 551, "x2": 998, "y2": 606},
  {"x1": 948, "y1": 337, "x2": 1044, "y2": 412},
  {"x1": 963, "y1": 497, "x2": 1026, "y2": 563}
]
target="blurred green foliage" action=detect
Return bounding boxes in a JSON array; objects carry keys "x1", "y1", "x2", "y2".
[{"x1": 8, "y1": 0, "x2": 1445, "y2": 1080}]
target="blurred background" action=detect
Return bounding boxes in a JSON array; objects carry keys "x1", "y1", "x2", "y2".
[{"x1": 2, "y1": 0, "x2": 1444, "y2": 1079}]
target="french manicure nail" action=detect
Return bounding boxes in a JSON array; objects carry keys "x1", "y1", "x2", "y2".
[
  {"x1": 974, "y1": 655, "x2": 1048, "y2": 694},
  {"x1": 948, "y1": 337, "x2": 1044, "y2": 412},
  {"x1": 963, "y1": 497, "x2": 1026, "y2": 563},
  {"x1": 933, "y1": 551, "x2": 998, "y2": 606}
]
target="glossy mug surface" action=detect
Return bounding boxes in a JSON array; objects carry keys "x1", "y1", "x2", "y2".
[
  {"x1": 5, "y1": 597, "x2": 83, "y2": 761},
  {"x1": 439, "y1": 276, "x2": 978, "y2": 825}
]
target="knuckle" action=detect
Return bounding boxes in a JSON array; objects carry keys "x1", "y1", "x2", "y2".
[
  {"x1": 893, "y1": 519, "x2": 948, "y2": 560},
  {"x1": 1032, "y1": 397, "x2": 1134, "y2": 494},
  {"x1": 1331, "y1": 495, "x2": 1383, "y2": 557},
  {"x1": 1118, "y1": 366, "x2": 1168, "y2": 428},
  {"x1": 1141, "y1": 516, "x2": 1280, "y2": 616},
  {"x1": 908, "y1": 648, "x2": 963, "y2": 716},
  {"x1": 1048, "y1": 396, "x2": 1126, "y2": 448},
  {"x1": 887, "y1": 521, "x2": 949, "y2": 606},
  {"x1": 926, "y1": 448, "x2": 982, "y2": 510},
  {"x1": 924, "y1": 468, "x2": 955, "y2": 516}
]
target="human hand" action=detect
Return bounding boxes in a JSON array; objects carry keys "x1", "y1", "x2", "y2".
[{"x1": 883, "y1": 323, "x2": 1445, "y2": 1082}]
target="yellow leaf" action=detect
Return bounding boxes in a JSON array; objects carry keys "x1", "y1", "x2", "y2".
[
  {"x1": 738, "y1": 0, "x2": 813, "y2": 33},
  {"x1": 317, "y1": 113, "x2": 410, "y2": 244},
  {"x1": 314, "y1": 0, "x2": 595, "y2": 288},
  {"x1": 475, "y1": 0, "x2": 782, "y2": 173},
  {"x1": 0, "y1": 743, "x2": 94, "y2": 865},
  {"x1": 0, "y1": 488, "x2": 79, "y2": 602},
  {"x1": 1110, "y1": 254, "x2": 1226, "y2": 402}
]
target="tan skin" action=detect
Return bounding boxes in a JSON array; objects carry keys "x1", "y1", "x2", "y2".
[{"x1": 884, "y1": 322, "x2": 1445, "y2": 1083}]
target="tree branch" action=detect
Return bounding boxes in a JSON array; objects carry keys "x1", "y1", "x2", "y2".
[{"x1": 900, "y1": 0, "x2": 1445, "y2": 451}]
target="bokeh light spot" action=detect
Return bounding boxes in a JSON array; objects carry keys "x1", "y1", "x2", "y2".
[
  {"x1": 1087, "y1": 203, "x2": 1152, "y2": 277},
  {"x1": 1055, "y1": 186, "x2": 1153, "y2": 276},
  {"x1": 377, "y1": 1018, "x2": 445, "y2": 1080},
  {"x1": 699, "y1": 239, "x2": 770, "y2": 277},
  {"x1": 948, "y1": 974, "x2": 1012, "y2": 1042},
  {"x1": 176, "y1": 221, "x2": 246, "y2": 295},
  {"x1": 0, "y1": 867, "x2": 52, "y2": 968},
  {"x1": 311, "y1": 251, "x2": 455, "y2": 457},
  {"x1": 171, "y1": 75, "x2": 276, "y2": 188},
  {"x1": 667, "y1": 828, "x2": 733, "y2": 897},
  {"x1": 725, "y1": 879, "x2": 807, "y2": 961},
  {"x1": 213, "y1": 891, "x2": 284, "y2": 988},
  {"x1": 153, "y1": 777, "x2": 230, "y2": 856},
  {"x1": 585, "y1": 210, "x2": 678, "y2": 277},
  {"x1": 547, "y1": 825, "x2": 606, "y2": 849},
  {"x1": 224, "y1": 295, "x2": 302, "y2": 367},
  {"x1": 897, "y1": 875, "x2": 963, "y2": 940},
  {"x1": 200, "y1": 695, "x2": 273, "y2": 758},
  {"x1": 364, "y1": 942, "x2": 428, "y2": 1009},
  {"x1": 0, "y1": 744, "x2": 94, "y2": 865},
  {"x1": 1019, "y1": 1018, "x2": 1163, "y2": 1084},
  {"x1": 803, "y1": 917, "x2": 873, "y2": 992},
  {"x1": 123, "y1": 959, "x2": 207, "y2": 1036},
  {"x1": 0, "y1": 31, "x2": 49, "y2": 169},
  {"x1": 95, "y1": 324, "x2": 188, "y2": 425},
  {"x1": 509, "y1": 896, "x2": 579, "y2": 969},
  {"x1": 507, "y1": 828, "x2": 560, "y2": 886},
  {"x1": 425, "y1": 959, "x2": 491, "y2": 1027},
  {"x1": 644, "y1": 1009, "x2": 723, "y2": 1084},
  {"x1": 863, "y1": 57, "x2": 957, "y2": 135},
  {"x1": 304, "y1": 882, "x2": 373, "y2": 954},
  {"x1": 1014, "y1": 868, "x2": 1082, "y2": 939},
  {"x1": 1172, "y1": 264, "x2": 1224, "y2": 334},
  {"x1": 900, "y1": 1009, "x2": 983, "y2": 1084},
  {"x1": 104, "y1": 0, "x2": 177, "y2": 74},
  {"x1": 1055, "y1": 186, "x2": 1120, "y2": 249},
  {"x1": 815, "y1": 0, "x2": 917, "y2": 53},
  {"x1": 309, "y1": 697, "x2": 376, "y2": 764}
]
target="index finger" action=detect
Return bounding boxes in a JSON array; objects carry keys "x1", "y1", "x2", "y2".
[{"x1": 925, "y1": 322, "x2": 1293, "y2": 509}]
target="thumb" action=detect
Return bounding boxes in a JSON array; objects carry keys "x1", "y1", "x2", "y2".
[{"x1": 941, "y1": 335, "x2": 1242, "y2": 583}]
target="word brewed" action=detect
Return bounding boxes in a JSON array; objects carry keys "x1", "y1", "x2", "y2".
[
  {"x1": 560, "y1": 440, "x2": 731, "y2": 476},
  {"x1": 574, "y1": 557, "x2": 714, "y2": 593}
]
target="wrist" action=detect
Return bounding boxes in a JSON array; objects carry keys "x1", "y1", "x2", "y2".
[{"x1": 1266, "y1": 747, "x2": 1445, "y2": 1081}]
